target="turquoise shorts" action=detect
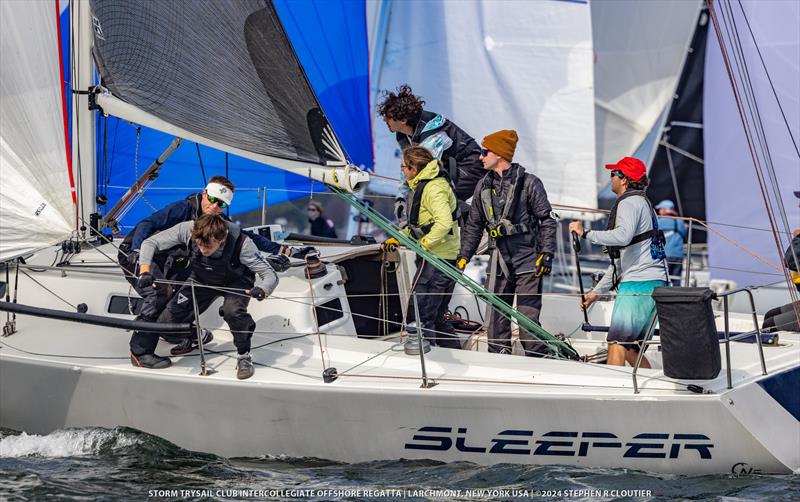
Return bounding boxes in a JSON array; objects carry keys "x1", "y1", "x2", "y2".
[{"x1": 607, "y1": 280, "x2": 668, "y2": 345}]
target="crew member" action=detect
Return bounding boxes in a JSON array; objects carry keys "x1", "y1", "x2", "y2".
[
  {"x1": 457, "y1": 130, "x2": 557, "y2": 356},
  {"x1": 384, "y1": 146, "x2": 462, "y2": 349},
  {"x1": 118, "y1": 176, "x2": 309, "y2": 354},
  {"x1": 131, "y1": 214, "x2": 278, "y2": 379},
  {"x1": 569, "y1": 157, "x2": 668, "y2": 367},
  {"x1": 655, "y1": 200, "x2": 687, "y2": 286},
  {"x1": 377, "y1": 85, "x2": 483, "y2": 222},
  {"x1": 307, "y1": 200, "x2": 337, "y2": 238}
]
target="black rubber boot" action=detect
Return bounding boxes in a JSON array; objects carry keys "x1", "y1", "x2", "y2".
[
  {"x1": 170, "y1": 330, "x2": 214, "y2": 356},
  {"x1": 130, "y1": 352, "x2": 172, "y2": 369}
]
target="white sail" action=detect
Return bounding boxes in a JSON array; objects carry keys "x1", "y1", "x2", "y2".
[
  {"x1": 371, "y1": 0, "x2": 597, "y2": 210},
  {"x1": 0, "y1": 0, "x2": 75, "y2": 262},
  {"x1": 704, "y1": 0, "x2": 800, "y2": 286},
  {"x1": 592, "y1": 0, "x2": 701, "y2": 182}
]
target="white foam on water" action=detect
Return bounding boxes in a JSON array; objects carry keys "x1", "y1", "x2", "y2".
[{"x1": 0, "y1": 428, "x2": 139, "y2": 458}]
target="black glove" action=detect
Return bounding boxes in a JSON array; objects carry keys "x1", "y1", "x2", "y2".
[
  {"x1": 534, "y1": 252, "x2": 553, "y2": 278},
  {"x1": 266, "y1": 254, "x2": 291, "y2": 272},
  {"x1": 249, "y1": 287, "x2": 266, "y2": 301},
  {"x1": 136, "y1": 271, "x2": 155, "y2": 289},
  {"x1": 290, "y1": 246, "x2": 316, "y2": 259}
]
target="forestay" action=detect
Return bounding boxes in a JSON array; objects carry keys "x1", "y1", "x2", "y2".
[{"x1": 0, "y1": 0, "x2": 75, "y2": 262}]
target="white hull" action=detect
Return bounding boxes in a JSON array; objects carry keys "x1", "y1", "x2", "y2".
[{"x1": 1, "y1": 244, "x2": 798, "y2": 475}]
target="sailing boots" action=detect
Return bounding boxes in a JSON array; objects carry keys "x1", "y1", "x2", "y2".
[
  {"x1": 130, "y1": 352, "x2": 172, "y2": 369},
  {"x1": 236, "y1": 353, "x2": 254, "y2": 380},
  {"x1": 170, "y1": 329, "x2": 214, "y2": 356}
]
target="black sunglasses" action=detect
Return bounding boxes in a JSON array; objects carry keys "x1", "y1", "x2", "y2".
[{"x1": 207, "y1": 195, "x2": 228, "y2": 209}]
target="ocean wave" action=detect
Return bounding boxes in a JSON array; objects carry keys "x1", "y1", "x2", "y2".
[{"x1": 0, "y1": 427, "x2": 140, "y2": 458}]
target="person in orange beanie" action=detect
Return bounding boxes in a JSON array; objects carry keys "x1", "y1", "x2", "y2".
[{"x1": 457, "y1": 129, "x2": 557, "y2": 356}]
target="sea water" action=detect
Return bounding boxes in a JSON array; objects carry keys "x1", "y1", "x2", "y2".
[{"x1": 0, "y1": 427, "x2": 796, "y2": 501}]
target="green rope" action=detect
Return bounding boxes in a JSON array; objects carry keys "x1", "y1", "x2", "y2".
[{"x1": 329, "y1": 186, "x2": 580, "y2": 360}]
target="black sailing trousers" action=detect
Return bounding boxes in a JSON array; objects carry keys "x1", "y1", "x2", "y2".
[
  {"x1": 405, "y1": 259, "x2": 462, "y2": 349},
  {"x1": 129, "y1": 276, "x2": 255, "y2": 356},
  {"x1": 487, "y1": 270, "x2": 546, "y2": 356}
]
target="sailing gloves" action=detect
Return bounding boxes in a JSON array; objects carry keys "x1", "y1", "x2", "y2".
[
  {"x1": 534, "y1": 252, "x2": 553, "y2": 277},
  {"x1": 381, "y1": 237, "x2": 399, "y2": 253},
  {"x1": 456, "y1": 255, "x2": 469, "y2": 271},
  {"x1": 266, "y1": 254, "x2": 291, "y2": 273},
  {"x1": 136, "y1": 272, "x2": 155, "y2": 289},
  {"x1": 249, "y1": 287, "x2": 266, "y2": 301},
  {"x1": 282, "y1": 245, "x2": 316, "y2": 259}
]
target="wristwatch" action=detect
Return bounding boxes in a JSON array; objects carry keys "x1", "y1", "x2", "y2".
[{"x1": 582, "y1": 230, "x2": 591, "y2": 240}]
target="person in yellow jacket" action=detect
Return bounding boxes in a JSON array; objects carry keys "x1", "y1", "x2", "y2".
[{"x1": 384, "y1": 146, "x2": 462, "y2": 349}]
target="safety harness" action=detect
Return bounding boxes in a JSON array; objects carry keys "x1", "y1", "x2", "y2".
[
  {"x1": 404, "y1": 163, "x2": 460, "y2": 239},
  {"x1": 604, "y1": 190, "x2": 667, "y2": 290},
  {"x1": 190, "y1": 222, "x2": 252, "y2": 286},
  {"x1": 479, "y1": 166, "x2": 529, "y2": 240}
]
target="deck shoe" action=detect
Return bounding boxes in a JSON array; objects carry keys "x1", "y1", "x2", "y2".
[
  {"x1": 130, "y1": 352, "x2": 172, "y2": 369},
  {"x1": 170, "y1": 329, "x2": 214, "y2": 356},
  {"x1": 236, "y1": 353, "x2": 254, "y2": 380}
]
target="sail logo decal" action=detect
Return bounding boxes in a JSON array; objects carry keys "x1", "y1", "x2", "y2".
[
  {"x1": 176, "y1": 293, "x2": 188, "y2": 305},
  {"x1": 34, "y1": 203, "x2": 47, "y2": 216},
  {"x1": 92, "y1": 15, "x2": 105, "y2": 41},
  {"x1": 405, "y1": 427, "x2": 713, "y2": 460}
]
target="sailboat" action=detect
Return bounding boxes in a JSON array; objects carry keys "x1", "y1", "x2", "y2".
[{"x1": 1, "y1": 0, "x2": 798, "y2": 475}]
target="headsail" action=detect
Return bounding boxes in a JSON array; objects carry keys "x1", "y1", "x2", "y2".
[
  {"x1": 0, "y1": 0, "x2": 75, "y2": 262},
  {"x1": 89, "y1": 0, "x2": 367, "y2": 192}
]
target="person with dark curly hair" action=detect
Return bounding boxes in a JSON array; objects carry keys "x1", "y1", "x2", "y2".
[{"x1": 377, "y1": 84, "x2": 484, "y2": 221}]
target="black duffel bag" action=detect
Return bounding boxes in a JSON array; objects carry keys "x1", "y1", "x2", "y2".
[{"x1": 653, "y1": 287, "x2": 721, "y2": 380}]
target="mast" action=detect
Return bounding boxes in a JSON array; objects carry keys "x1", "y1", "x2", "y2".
[{"x1": 71, "y1": 0, "x2": 96, "y2": 236}]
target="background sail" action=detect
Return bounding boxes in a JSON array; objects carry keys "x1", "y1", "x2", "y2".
[
  {"x1": 705, "y1": 0, "x2": 800, "y2": 287},
  {"x1": 370, "y1": 0, "x2": 597, "y2": 209},
  {"x1": 592, "y1": 0, "x2": 701, "y2": 188},
  {"x1": 0, "y1": 0, "x2": 74, "y2": 261}
]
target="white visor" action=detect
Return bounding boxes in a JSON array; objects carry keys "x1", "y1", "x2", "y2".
[{"x1": 205, "y1": 182, "x2": 233, "y2": 206}]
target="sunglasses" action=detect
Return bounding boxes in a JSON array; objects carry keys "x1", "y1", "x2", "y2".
[
  {"x1": 206, "y1": 195, "x2": 228, "y2": 209},
  {"x1": 610, "y1": 170, "x2": 625, "y2": 179},
  {"x1": 480, "y1": 148, "x2": 491, "y2": 157},
  {"x1": 307, "y1": 207, "x2": 319, "y2": 212}
]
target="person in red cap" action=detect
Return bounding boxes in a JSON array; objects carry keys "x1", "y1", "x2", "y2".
[
  {"x1": 568, "y1": 157, "x2": 668, "y2": 367},
  {"x1": 457, "y1": 129, "x2": 557, "y2": 356}
]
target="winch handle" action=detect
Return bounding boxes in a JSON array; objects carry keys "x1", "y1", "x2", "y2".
[
  {"x1": 571, "y1": 231, "x2": 581, "y2": 254},
  {"x1": 571, "y1": 231, "x2": 591, "y2": 327}
]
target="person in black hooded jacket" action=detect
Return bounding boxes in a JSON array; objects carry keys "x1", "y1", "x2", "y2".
[{"x1": 377, "y1": 85, "x2": 484, "y2": 221}]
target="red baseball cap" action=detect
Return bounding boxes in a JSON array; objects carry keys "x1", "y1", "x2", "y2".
[{"x1": 605, "y1": 157, "x2": 646, "y2": 182}]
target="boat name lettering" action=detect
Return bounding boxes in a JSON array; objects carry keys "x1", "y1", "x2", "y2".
[{"x1": 404, "y1": 427, "x2": 713, "y2": 459}]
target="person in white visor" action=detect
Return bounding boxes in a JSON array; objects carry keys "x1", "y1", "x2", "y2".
[{"x1": 119, "y1": 176, "x2": 315, "y2": 358}]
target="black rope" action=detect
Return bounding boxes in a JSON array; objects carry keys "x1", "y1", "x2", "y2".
[{"x1": 196, "y1": 143, "x2": 207, "y2": 186}]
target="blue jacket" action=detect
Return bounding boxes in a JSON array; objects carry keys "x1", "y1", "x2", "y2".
[
  {"x1": 657, "y1": 216, "x2": 687, "y2": 259},
  {"x1": 127, "y1": 193, "x2": 281, "y2": 254}
]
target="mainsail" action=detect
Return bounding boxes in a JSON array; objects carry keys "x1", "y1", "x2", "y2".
[
  {"x1": 0, "y1": 0, "x2": 75, "y2": 262},
  {"x1": 90, "y1": 0, "x2": 367, "y2": 192}
]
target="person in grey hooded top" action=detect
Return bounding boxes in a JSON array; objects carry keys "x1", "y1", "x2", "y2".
[
  {"x1": 569, "y1": 157, "x2": 668, "y2": 367},
  {"x1": 130, "y1": 214, "x2": 278, "y2": 379}
]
